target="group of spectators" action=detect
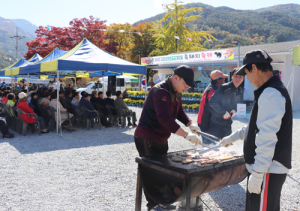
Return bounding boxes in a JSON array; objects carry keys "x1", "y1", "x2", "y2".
[
  {"x1": 197, "y1": 69, "x2": 244, "y2": 142},
  {"x1": 0, "y1": 85, "x2": 137, "y2": 138},
  {"x1": 77, "y1": 90, "x2": 137, "y2": 127}
]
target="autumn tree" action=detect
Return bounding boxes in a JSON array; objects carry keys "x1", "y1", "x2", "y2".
[
  {"x1": 131, "y1": 22, "x2": 156, "y2": 64},
  {"x1": 150, "y1": 0, "x2": 215, "y2": 56},
  {"x1": 105, "y1": 23, "x2": 134, "y2": 60},
  {"x1": 25, "y1": 16, "x2": 117, "y2": 59}
]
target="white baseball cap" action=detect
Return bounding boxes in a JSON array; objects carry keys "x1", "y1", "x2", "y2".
[{"x1": 18, "y1": 92, "x2": 28, "y2": 99}]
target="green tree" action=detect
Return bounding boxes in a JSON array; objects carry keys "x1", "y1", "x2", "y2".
[
  {"x1": 202, "y1": 40, "x2": 211, "y2": 49},
  {"x1": 150, "y1": 0, "x2": 215, "y2": 56}
]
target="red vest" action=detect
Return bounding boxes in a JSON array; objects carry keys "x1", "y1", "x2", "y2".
[{"x1": 17, "y1": 101, "x2": 36, "y2": 123}]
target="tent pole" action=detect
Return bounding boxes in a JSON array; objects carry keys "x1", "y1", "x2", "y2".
[
  {"x1": 102, "y1": 72, "x2": 104, "y2": 93},
  {"x1": 139, "y1": 76, "x2": 141, "y2": 91},
  {"x1": 56, "y1": 70, "x2": 60, "y2": 136},
  {"x1": 75, "y1": 74, "x2": 77, "y2": 89},
  {"x1": 11, "y1": 70, "x2": 13, "y2": 91},
  {"x1": 145, "y1": 74, "x2": 147, "y2": 99}
]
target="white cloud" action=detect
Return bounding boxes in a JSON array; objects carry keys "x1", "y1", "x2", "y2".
[{"x1": 154, "y1": 0, "x2": 163, "y2": 8}]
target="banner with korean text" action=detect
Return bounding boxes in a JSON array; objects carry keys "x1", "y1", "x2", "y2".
[{"x1": 141, "y1": 49, "x2": 234, "y2": 66}]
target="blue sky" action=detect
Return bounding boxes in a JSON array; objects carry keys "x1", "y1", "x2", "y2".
[{"x1": 0, "y1": 0, "x2": 299, "y2": 27}]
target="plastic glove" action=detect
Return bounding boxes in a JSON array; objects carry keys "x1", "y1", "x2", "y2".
[
  {"x1": 219, "y1": 135, "x2": 234, "y2": 147},
  {"x1": 219, "y1": 126, "x2": 247, "y2": 147},
  {"x1": 189, "y1": 123, "x2": 200, "y2": 135},
  {"x1": 248, "y1": 171, "x2": 264, "y2": 194},
  {"x1": 223, "y1": 111, "x2": 231, "y2": 119},
  {"x1": 185, "y1": 132, "x2": 202, "y2": 145},
  {"x1": 230, "y1": 109, "x2": 236, "y2": 118}
]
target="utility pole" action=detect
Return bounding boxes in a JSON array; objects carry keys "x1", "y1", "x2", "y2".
[
  {"x1": 9, "y1": 27, "x2": 25, "y2": 90},
  {"x1": 231, "y1": 41, "x2": 240, "y2": 67},
  {"x1": 10, "y1": 27, "x2": 26, "y2": 60}
]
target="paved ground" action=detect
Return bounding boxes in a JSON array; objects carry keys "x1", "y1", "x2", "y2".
[{"x1": 0, "y1": 107, "x2": 299, "y2": 211}]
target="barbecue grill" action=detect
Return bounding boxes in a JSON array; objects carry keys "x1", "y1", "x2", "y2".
[{"x1": 135, "y1": 150, "x2": 247, "y2": 211}]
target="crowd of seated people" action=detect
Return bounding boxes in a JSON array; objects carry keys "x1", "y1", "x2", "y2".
[{"x1": 0, "y1": 85, "x2": 138, "y2": 138}]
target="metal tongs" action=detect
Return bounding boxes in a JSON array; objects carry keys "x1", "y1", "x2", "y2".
[{"x1": 196, "y1": 131, "x2": 222, "y2": 154}]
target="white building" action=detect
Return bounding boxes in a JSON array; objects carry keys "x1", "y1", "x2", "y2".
[{"x1": 143, "y1": 40, "x2": 300, "y2": 110}]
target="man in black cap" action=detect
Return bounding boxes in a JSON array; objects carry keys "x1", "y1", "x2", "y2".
[
  {"x1": 134, "y1": 65, "x2": 203, "y2": 211},
  {"x1": 219, "y1": 50, "x2": 292, "y2": 211}
]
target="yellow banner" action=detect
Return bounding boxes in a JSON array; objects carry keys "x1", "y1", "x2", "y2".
[
  {"x1": 293, "y1": 46, "x2": 300, "y2": 66},
  {"x1": 40, "y1": 75, "x2": 48, "y2": 79},
  {"x1": 76, "y1": 71, "x2": 89, "y2": 78}
]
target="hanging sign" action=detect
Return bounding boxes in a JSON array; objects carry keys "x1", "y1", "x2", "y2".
[{"x1": 141, "y1": 49, "x2": 234, "y2": 66}]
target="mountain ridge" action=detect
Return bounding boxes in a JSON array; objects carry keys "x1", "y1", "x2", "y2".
[
  {"x1": 133, "y1": 3, "x2": 300, "y2": 49},
  {"x1": 0, "y1": 16, "x2": 35, "y2": 60},
  {"x1": 9, "y1": 19, "x2": 38, "y2": 37}
]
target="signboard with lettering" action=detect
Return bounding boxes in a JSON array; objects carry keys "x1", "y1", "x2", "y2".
[
  {"x1": 141, "y1": 49, "x2": 234, "y2": 66},
  {"x1": 25, "y1": 78, "x2": 50, "y2": 84}
]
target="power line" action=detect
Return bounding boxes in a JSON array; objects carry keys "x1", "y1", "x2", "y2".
[{"x1": 10, "y1": 27, "x2": 26, "y2": 59}]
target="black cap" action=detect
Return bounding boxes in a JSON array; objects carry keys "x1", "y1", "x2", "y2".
[
  {"x1": 235, "y1": 50, "x2": 273, "y2": 76},
  {"x1": 174, "y1": 65, "x2": 196, "y2": 87}
]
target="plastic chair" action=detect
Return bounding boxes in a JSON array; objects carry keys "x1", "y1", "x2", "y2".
[
  {"x1": 115, "y1": 106, "x2": 131, "y2": 128},
  {"x1": 72, "y1": 104, "x2": 84, "y2": 128},
  {"x1": 81, "y1": 106, "x2": 102, "y2": 130},
  {"x1": 0, "y1": 102, "x2": 4, "y2": 113},
  {"x1": 41, "y1": 105, "x2": 51, "y2": 128},
  {"x1": 49, "y1": 106, "x2": 73, "y2": 133},
  {"x1": 95, "y1": 104, "x2": 114, "y2": 127},
  {"x1": 11, "y1": 106, "x2": 20, "y2": 132},
  {"x1": 2, "y1": 104, "x2": 11, "y2": 127},
  {"x1": 16, "y1": 107, "x2": 40, "y2": 136},
  {"x1": 6, "y1": 105, "x2": 18, "y2": 131},
  {"x1": 105, "y1": 104, "x2": 118, "y2": 126}
]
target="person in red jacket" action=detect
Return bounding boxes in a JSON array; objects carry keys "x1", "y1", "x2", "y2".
[{"x1": 17, "y1": 92, "x2": 49, "y2": 134}]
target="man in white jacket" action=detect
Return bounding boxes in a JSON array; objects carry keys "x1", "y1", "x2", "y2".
[{"x1": 220, "y1": 50, "x2": 292, "y2": 211}]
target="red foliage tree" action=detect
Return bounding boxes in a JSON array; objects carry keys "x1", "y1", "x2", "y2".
[{"x1": 25, "y1": 16, "x2": 117, "y2": 59}]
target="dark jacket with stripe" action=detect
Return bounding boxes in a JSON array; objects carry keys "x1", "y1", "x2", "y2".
[
  {"x1": 209, "y1": 82, "x2": 243, "y2": 126},
  {"x1": 134, "y1": 77, "x2": 191, "y2": 144}
]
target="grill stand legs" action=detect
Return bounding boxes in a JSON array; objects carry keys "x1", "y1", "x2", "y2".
[
  {"x1": 134, "y1": 167, "x2": 195, "y2": 211},
  {"x1": 135, "y1": 168, "x2": 142, "y2": 211},
  {"x1": 186, "y1": 177, "x2": 191, "y2": 211}
]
